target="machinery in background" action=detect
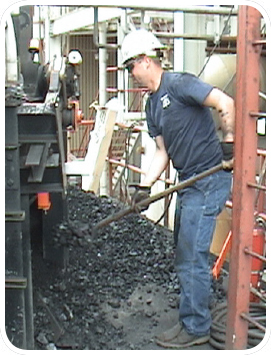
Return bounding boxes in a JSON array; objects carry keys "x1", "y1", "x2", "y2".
[{"x1": 5, "y1": 7, "x2": 83, "y2": 349}]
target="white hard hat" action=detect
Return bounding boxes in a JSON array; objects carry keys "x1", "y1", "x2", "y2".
[{"x1": 121, "y1": 28, "x2": 165, "y2": 65}]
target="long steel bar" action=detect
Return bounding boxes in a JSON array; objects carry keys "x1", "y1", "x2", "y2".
[
  {"x1": 240, "y1": 313, "x2": 266, "y2": 332},
  {"x1": 247, "y1": 182, "x2": 266, "y2": 191},
  {"x1": 106, "y1": 88, "x2": 149, "y2": 93},
  {"x1": 93, "y1": 163, "x2": 223, "y2": 232},
  {"x1": 244, "y1": 248, "x2": 266, "y2": 262},
  {"x1": 154, "y1": 32, "x2": 237, "y2": 41},
  {"x1": 225, "y1": 6, "x2": 262, "y2": 350},
  {"x1": 77, "y1": 4, "x2": 238, "y2": 15},
  {"x1": 249, "y1": 111, "x2": 266, "y2": 118},
  {"x1": 250, "y1": 287, "x2": 266, "y2": 302},
  {"x1": 253, "y1": 40, "x2": 266, "y2": 45}
]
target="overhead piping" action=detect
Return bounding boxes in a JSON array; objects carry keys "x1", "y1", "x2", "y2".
[
  {"x1": 93, "y1": 7, "x2": 119, "y2": 49},
  {"x1": 82, "y1": 4, "x2": 238, "y2": 16},
  {"x1": 154, "y1": 32, "x2": 236, "y2": 41},
  {"x1": 92, "y1": 5, "x2": 236, "y2": 48}
]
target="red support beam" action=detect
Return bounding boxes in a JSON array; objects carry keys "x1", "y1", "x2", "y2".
[{"x1": 225, "y1": 6, "x2": 262, "y2": 350}]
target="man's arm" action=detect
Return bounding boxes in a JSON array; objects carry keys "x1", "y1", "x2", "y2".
[
  {"x1": 203, "y1": 87, "x2": 235, "y2": 142},
  {"x1": 203, "y1": 88, "x2": 235, "y2": 170},
  {"x1": 141, "y1": 135, "x2": 170, "y2": 187}
]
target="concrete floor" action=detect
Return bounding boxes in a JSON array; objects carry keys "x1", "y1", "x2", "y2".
[{"x1": 102, "y1": 283, "x2": 215, "y2": 350}]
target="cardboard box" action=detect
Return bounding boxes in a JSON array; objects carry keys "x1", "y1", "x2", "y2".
[{"x1": 210, "y1": 208, "x2": 232, "y2": 259}]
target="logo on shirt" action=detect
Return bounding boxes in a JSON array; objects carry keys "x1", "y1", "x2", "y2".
[{"x1": 160, "y1": 94, "x2": 171, "y2": 109}]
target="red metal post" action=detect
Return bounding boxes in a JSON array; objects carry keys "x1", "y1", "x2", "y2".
[{"x1": 225, "y1": 6, "x2": 262, "y2": 349}]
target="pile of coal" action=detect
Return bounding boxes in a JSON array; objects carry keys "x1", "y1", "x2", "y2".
[
  {"x1": 58, "y1": 186, "x2": 177, "y2": 297},
  {"x1": 32, "y1": 186, "x2": 228, "y2": 350},
  {"x1": 32, "y1": 186, "x2": 177, "y2": 350}
]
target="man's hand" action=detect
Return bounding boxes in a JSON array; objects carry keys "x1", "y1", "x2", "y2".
[
  {"x1": 129, "y1": 184, "x2": 151, "y2": 212},
  {"x1": 221, "y1": 142, "x2": 234, "y2": 171}
]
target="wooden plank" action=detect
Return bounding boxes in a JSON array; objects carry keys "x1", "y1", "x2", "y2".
[{"x1": 81, "y1": 107, "x2": 117, "y2": 193}]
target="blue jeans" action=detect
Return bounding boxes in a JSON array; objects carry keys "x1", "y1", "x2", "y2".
[{"x1": 174, "y1": 170, "x2": 232, "y2": 336}]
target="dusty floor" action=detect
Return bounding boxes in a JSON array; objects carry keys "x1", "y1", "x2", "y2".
[
  {"x1": 33, "y1": 260, "x2": 215, "y2": 350},
  {"x1": 31, "y1": 187, "x2": 228, "y2": 350},
  {"x1": 100, "y1": 283, "x2": 214, "y2": 350}
]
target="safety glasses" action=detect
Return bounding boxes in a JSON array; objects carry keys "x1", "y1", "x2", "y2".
[{"x1": 125, "y1": 56, "x2": 144, "y2": 74}]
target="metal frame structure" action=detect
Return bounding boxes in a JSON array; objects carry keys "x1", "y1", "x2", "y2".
[{"x1": 226, "y1": 6, "x2": 265, "y2": 350}]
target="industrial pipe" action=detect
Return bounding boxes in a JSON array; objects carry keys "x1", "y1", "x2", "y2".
[
  {"x1": 154, "y1": 32, "x2": 237, "y2": 42},
  {"x1": 85, "y1": 4, "x2": 238, "y2": 16},
  {"x1": 93, "y1": 7, "x2": 119, "y2": 49}
]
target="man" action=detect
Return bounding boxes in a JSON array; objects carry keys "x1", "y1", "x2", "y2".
[{"x1": 121, "y1": 29, "x2": 234, "y2": 348}]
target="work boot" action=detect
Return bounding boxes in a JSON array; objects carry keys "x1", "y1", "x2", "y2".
[
  {"x1": 155, "y1": 323, "x2": 183, "y2": 343},
  {"x1": 155, "y1": 323, "x2": 210, "y2": 348}
]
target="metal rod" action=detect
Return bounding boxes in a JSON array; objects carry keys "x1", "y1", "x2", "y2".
[
  {"x1": 250, "y1": 287, "x2": 266, "y2": 302},
  {"x1": 249, "y1": 111, "x2": 266, "y2": 118},
  {"x1": 255, "y1": 154, "x2": 266, "y2": 208},
  {"x1": 106, "y1": 88, "x2": 148, "y2": 93},
  {"x1": 253, "y1": 40, "x2": 266, "y2": 45},
  {"x1": 247, "y1": 182, "x2": 266, "y2": 191},
  {"x1": 259, "y1": 92, "x2": 266, "y2": 100},
  {"x1": 240, "y1": 313, "x2": 266, "y2": 332},
  {"x1": 244, "y1": 248, "x2": 266, "y2": 262},
  {"x1": 93, "y1": 7, "x2": 120, "y2": 49},
  {"x1": 206, "y1": 47, "x2": 237, "y2": 54},
  {"x1": 92, "y1": 163, "x2": 223, "y2": 232},
  {"x1": 154, "y1": 32, "x2": 237, "y2": 42},
  {"x1": 84, "y1": 4, "x2": 238, "y2": 15}
]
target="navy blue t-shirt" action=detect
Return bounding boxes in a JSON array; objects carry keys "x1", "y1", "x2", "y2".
[{"x1": 146, "y1": 72, "x2": 222, "y2": 179}]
